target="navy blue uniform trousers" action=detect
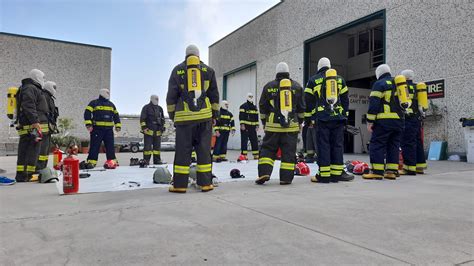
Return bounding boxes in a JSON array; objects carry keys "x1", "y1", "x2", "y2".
[{"x1": 369, "y1": 122, "x2": 402, "y2": 175}]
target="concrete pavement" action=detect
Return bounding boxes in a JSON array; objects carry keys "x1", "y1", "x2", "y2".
[{"x1": 1, "y1": 151, "x2": 473, "y2": 265}]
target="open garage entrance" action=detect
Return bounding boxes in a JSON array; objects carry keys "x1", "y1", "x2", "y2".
[
  {"x1": 304, "y1": 10, "x2": 385, "y2": 154},
  {"x1": 223, "y1": 63, "x2": 257, "y2": 150}
]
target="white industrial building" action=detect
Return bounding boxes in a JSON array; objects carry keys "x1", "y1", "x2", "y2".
[{"x1": 209, "y1": 0, "x2": 473, "y2": 155}]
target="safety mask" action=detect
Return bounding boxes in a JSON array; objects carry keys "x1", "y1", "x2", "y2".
[
  {"x1": 44, "y1": 81, "x2": 57, "y2": 97},
  {"x1": 29, "y1": 69, "x2": 45, "y2": 88},
  {"x1": 221, "y1": 101, "x2": 229, "y2": 110},
  {"x1": 247, "y1": 94, "x2": 254, "y2": 103},
  {"x1": 99, "y1": 88, "x2": 110, "y2": 100},
  {"x1": 151, "y1": 95, "x2": 159, "y2": 105}
]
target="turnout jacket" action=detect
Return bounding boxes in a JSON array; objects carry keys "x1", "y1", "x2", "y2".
[
  {"x1": 405, "y1": 80, "x2": 420, "y2": 119},
  {"x1": 44, "y1": 90, "x2": 59, "y2": 134},
  {"x1": 239, "y1": 101, "x2": 259, "y2": 126},
  {"x1": 305, "y1": 67, "x2": 349, "y2": 122},
  {"x1": 259, "y1": 73, "x2": 305, "y2": 133},
  {"x1": 84, "y1": 96, "x2": 121, "y2": 129},
  {"x1": 140, "y1": 103, "x2": 165, "y2": 133},
  {"x1": 366, "y1": 73, "x2": 404, "y2": 129},
  {"x1": 17, "y1": 78, "x2": 50, "y2": 134},
  {"x1": 215, "y1": 108, "x2": 235, "y2": 132},
  {"x1": 166, "y1": 60, "x2": 219, "y2": 125}
]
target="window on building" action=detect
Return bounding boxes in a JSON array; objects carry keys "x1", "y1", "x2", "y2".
[
  {"x1": 358, "y1": 31, "x2": 369, "y2": 55},
  {"x1": 373, "y1": 26, "x2": 383, "y2": 51},
  {"x1": 348, "y1": 36, "x2": 355, "y2": 58}
]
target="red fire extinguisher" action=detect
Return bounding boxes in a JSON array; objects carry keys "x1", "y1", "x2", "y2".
[
  {"x1": 63, "y1": 144, "x2": 79, "y2": 194},
  {"x1": 53, "y1": 146, "x2": 63, "y2": 170}
]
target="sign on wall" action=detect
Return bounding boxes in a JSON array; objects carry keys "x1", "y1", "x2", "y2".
[{"x1": 425, "y1": 79, "x2": 445, "y2": 99}]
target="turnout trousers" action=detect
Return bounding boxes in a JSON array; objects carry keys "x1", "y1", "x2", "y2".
[
  {"x1": 258, "y1": 132, "x2": 298, "y2": 183},
  {"x1": 401, "y1": 116, "x2": 419, "y2": 172},
  {"x1": 143, "y1": 131, "x2": 161, "y2": 164},
  {"x1": 306, "y1": 126, "x2": 318, "y2": 159},
  {"x1": 302, "y1": 124, "x2": 308, "y2": 154},
  {"x1": 37, "y1": 133, "x2": 51, "y2": 171},
  {"x1": 416, "y1": 122, "x2": 427, "y2": 169},
  {"x1": 317, "y1": 120, "x2": 345, "y2": 179},
  {"x1": 87, "y1": 128, "x2": 116, "y2": 166},
  {"x1": 241, "y1": 125, "x2": 259, "y2": 158},
  {"x1": 213, "y1": 131, "x2": 230, "y2": 160},
  {"x1": 173, "y1": 121, "x2": 213, "y2": 189},
  {"x1": 16, "y1": 134, "x2": 41, "y2": 182},
  {"x1": 369, "y1": 123, "x2": 402, "y2": 175}
]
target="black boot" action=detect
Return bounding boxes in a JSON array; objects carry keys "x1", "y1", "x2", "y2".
[
  {"x1": 339, "y1": 171, "x2": 354, "y2": 181},
  {"x1": 330, "y1": 175, "x2": 339, "y2": 183}
]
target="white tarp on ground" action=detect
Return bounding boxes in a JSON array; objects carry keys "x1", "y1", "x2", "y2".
[{"x1": 55, "y1": 160, "x2": 320, "y2": 195}]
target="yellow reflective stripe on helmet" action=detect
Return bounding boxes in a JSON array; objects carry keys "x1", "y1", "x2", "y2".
[
  {"x1": 17, "y1": 165, "x2": 25, "y2": 172},
  {"x1": 258, "y1": 157, "x2": 274, "y2": 166},
  {"x1": 370, "y1": 91, "x2": 383, "y2": 98},
  {"x1": 340, "y1": 86, "x2": 348, "y2": 94},
  {"x1": 85, "y1": 106, "x2": 94, "y2": 112},
  {"x1": 85, "y1": 120, "x2": 93, "y2": 125},
  {"x1": 27, "y1": 165, "x2": 36, "y2": 172},
  {"x1": 319, "y1": 166, "x2": 331, "y2": 172},
  {"x1": 280, "y1": 162, "x2": 295, "y2": 171},
  {"x1": 167, "y1": 104, "x2": 176, "y2": 112},
  {"x1": 115, "y1": 123, "x2": 122, "y2": 128},
  {"x1": 143, "y1": 151, "x2": 153, "y2": 155},
  {"x1": 38, "y1": 155, "x2": 49, "y2": 161},
  {"x1": 372, "y1": 163, "x2": 385, "y2": 170},
  {"x1": 386, "y1": 163, "x2": 399, "y2": 170},
  {"x1": 94, "y1": 121, "x2": 115, "y2": 127},
  {"x1": 94, "y1": 106, "x2": 115, "y2": 111},
  {"x1": 212, "y1": 103, "x2": 220, "y2": 111},
  {"x1": 304, "y1": 87, "x2": 314, "y2": 94},
  {"x1": 196, "y1": 164, "x2": 212, "y2": 173},
  {"x1": 174, "y1": 165, "x2": 190, "y2": 175}
]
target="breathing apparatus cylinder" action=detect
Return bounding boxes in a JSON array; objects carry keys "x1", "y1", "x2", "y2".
[
  {"x1": 394, "y1": 75, "x2": 411, "y2": 109},
  {"x1": 416, "y1": 82, "x2": 428, "y2": 111},
  {"x1": 7, "y1": 87, "x2": 18, "y2": 120},
  {"x1": 279, "y1": 79, "x2": 292, "y2": 124},
  {"x1": 186, "y1": 55, "x2": 202, "y2": 105},
  {"x1": 325, "y1": 69, "x2": 338, "y2": 111}
]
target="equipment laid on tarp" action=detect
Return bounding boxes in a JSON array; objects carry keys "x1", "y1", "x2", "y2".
[
  {"x1": 38, "y1": 168, "x2": 59, "y2": 183},
  {"x1": 294, "y1": 162, "x2": 310, "y2": 176},
  {"x1": 153, "y1": 167, "x2": 172, "y2": 184},
  {"x1": 230, "y1": 169, "x2": 245, "y2": 179}
]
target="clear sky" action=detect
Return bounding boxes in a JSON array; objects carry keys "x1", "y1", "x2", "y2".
[{"x1": 1, "y1": 0, "x2": 279, "y2": 115}]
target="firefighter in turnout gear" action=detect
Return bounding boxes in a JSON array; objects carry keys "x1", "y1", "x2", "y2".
[
  {"x1": 305, "y1": 58, "x2": 350, "y2": 183},
  {"x1": 166, "y1": 44, "x2": 220, "y2": 193},
  {"x1": 239, "y1": 93, "x2": 259, "y2": 159},
  {"x1": 399, "y1": 69, "x2": 428, "y2": 175},
  {"x1": 37, "y1": 81, "x2": 59, "y2": 171},
  {"x1": 213, "y1": 100, "x2": 235, "y2": 162},
  {"x1": 15, "y1": 69, "x2": 48, "y2": 182},
  {"x1": 83, "y1": 89, "x2": 121, "y2": 168},
  {"x1": 140, "y1": 95, "x2": 165, "y2": 165},
  {"x1": 363, "y1": 64, "x2": 405, "y2": 180},
  {"x1": 255, "y1": 62, "x2": 305, "y2": 185}
]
